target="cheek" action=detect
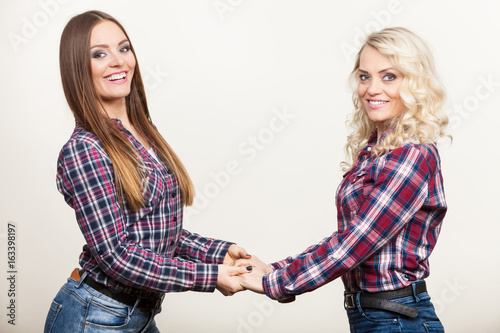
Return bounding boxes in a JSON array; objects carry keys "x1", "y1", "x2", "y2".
[
  {"x1": 388, "y1": 87, "x2": 400, "y2": 100},
  {"x1": 386, "y1": 86, "x2": 403, "y2": 109},
  {"x1": 357, "y1": 83, "x2": 365, "y2": 99},
  {"x1": 387, "y1": 81, "x2": 403, "y2": 101},
  {"x1": 126, "y1": 54, "x2": 136, "y2": 70},
  {"x1": 91, "y1": 62, "x2": 104, "y2": 83},
  {"x1": 391, "y1": 93, "x2": 405, "y2": 115}
]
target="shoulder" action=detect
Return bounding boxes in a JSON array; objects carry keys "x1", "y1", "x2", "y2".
[
  {"x1": 59, "y1": 126, "x2": 108, "y2": 161},
  {"x1": 385, "y1": 143, "x2": 440, "y2": 175},
  {"x1": 57, "y1": 127, "x2": 112, "y2": 178}
]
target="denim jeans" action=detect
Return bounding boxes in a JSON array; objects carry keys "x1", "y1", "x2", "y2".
[
  {"x1": 345, "y1": 282, "x2": 444, "y2": 332},
  {"x1": 44, "y1": 272, "x2": 162, "y2": 333}
]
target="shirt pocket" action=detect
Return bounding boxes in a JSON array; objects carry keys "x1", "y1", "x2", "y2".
[
  {"x1": 141, "y1": 166, "x2": 167, "y2": 209},
  {"x1": 343, "y1": 170, "x2": 371, "y2": 218}
]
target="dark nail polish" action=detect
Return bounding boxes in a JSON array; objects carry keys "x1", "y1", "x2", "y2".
[{"x1": 246, "y1": 266, "x2": 253, "y2": 271}]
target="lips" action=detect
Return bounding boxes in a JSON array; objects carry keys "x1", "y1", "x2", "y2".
[
  {"x1": 104, "y1": 71, "x2": 127, "y2": 83},
  {"x1": 366, "y1": 99, "x2": 388, "y2": 109}
]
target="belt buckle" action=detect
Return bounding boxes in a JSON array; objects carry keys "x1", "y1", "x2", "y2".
[{"x1": 345, "y1": 294, "x2": 356, "y2": 309}]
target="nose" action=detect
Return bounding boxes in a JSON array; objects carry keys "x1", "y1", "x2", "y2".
[
  {"x1": 108, "y1": 51, "x2": 125, "y2": 68},
  {"x1": 367, "y1": 79, "x2": 382, "y2": 95}
]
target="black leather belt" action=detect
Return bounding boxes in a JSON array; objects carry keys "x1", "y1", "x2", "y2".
[
  {"x1": 75, "y1": 269, "x2": 164, "y2": 310},
  {"x1": 344, "y1": 281, "x2": 426, "y2": 319}
]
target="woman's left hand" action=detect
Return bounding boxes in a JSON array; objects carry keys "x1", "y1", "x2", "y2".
[
  {"x1": 238, "y1": 266, "x2": 266, "y2": 294},
  {"x1": 223, "y1": 244, "x2": 251, "y2": 265}
]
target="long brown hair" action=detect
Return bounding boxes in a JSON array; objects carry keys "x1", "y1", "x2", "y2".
[{"x1": 59, "y1": 10, "x2": 194, "y2": 209}]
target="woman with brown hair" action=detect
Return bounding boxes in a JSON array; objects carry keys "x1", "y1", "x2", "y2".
[{"x1": 44, "y1": 10, "x2": 251, "y2": 333}]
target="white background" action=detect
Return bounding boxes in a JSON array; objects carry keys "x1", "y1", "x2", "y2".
[{"x1": 1, "y1": 0, "x2": 499, "y2": 332}]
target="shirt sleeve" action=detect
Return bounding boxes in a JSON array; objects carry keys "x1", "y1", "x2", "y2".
[
  {"x1": 269, "y1": 234, "x2": 336, "y2": 270},
  {"x1": 263, "y1": 145, "x2": 432, "y2": 301},
  {"x1": 174, "y1": 229, "x2": 233, "y2": 264},
  {"x1": 57, "y1": 139, "x2": 219, "y2": 293}
]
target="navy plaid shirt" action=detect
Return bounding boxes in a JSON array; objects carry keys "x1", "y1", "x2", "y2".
[
  {"x1": 263, "y1": 130, "x2": 447, "y2": 301},
  {"x1": 57, "y1": 120, "x2": 232, "y2": 297}
]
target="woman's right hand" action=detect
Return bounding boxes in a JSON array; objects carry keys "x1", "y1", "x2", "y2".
[
  {"x1": 216, "y1": 264, "x2": 252, "y2": 296},
  {"x1": 238, "y1": 266, "x2": 266, "y2": 294},
  {"x1": 235, "y1": 255, "x2": 273, "y2": 275},
  {"x1": 234, "y1": 255, "x2": 273, "y2": 294}
]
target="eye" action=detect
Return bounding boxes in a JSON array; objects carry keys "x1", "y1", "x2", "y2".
[
  {"x1": 382, "y1": 73, "x2": 397, "y2": 81},
  {"x1": 359, "y1": 74, "x2": 370, "y2": 81},
  {"x1": 92, "y1": 50, "x2": 106, "y2": 59},
  {"x1": 119, "y1": 44, "x2": 131, "y2": 53}
]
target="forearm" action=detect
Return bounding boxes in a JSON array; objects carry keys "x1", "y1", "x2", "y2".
[
  {"x1": 95, "y1": 241, "x2": 220, "y2": 293},
  {"x1": 270, "y1": 235, "x2": 334, "y2": 269},
  {"x1": 175, "y1": 229, "x2": 233, "y2": 264}
]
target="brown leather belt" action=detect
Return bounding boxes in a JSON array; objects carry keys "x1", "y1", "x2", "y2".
[
  {"x1": 70, "y1": 268, "x2": 164, "y2": 310},
  {"x1": 344, "y1": 281, "x2": 427, "y2": 318}
]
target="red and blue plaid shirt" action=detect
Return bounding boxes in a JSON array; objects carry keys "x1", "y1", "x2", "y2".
[
  {"x1": 263, "y1": 130, "x2": 447, "y2": 301},
  {"x1": 57, "y1": 120, "x2": 232, "y2": 297}
]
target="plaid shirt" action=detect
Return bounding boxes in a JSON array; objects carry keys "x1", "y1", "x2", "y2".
[
  {"x1": 57, "y1": 120, "x2": 232, "y2": 297},
  {"x1": 263, "y1": 130, "x2": 447, "y2": 301}
]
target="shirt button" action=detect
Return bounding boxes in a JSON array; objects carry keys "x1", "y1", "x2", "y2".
[
  {"x1": 171, "y1": 192, "x2": 176, "y2": 198},
  {"x1": 170, "y1": 240, "x2": 175, "y2": 246},
  {"x1": 173, "y1": 216, "x2": 177, "y2": 222},
  {"x1": 367, "y1": 147, "x2": 372, "y2": 151}
]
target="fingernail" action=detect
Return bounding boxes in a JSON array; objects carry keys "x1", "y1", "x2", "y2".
[
  {"x1": 246, "y1": 254, "x2": 251, "y2": 256},
  {"x1": 246, "y1": 266, "x2": 253, "y2": 271}
]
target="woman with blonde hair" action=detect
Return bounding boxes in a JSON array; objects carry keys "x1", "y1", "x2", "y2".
[
  {"x1": 44, "y1": 10, "x2": 251, "y2": 333},
  {"x1": 238, "y1": 27, "x2": 449, "y2": 332}
]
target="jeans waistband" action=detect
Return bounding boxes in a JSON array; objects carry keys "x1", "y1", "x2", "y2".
[
  {"x1": 344, "y1": 281, "x2": 427, "y2": 319},
  {"x1": 71, "y1": 268, "x2": 164, "y2": 310}
]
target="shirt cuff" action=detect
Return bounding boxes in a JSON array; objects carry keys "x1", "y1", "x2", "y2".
[
  {"x1": 271, "y1": 260, "x2": 290, "y2": 270},
  {"x1": 263, "y1": 268, "x2": 293, "y2": 301},
  {"x1": 205, "y1": 240, "x2": 234, "y2": 264},
  {"x1": 191, "y1": 263, "x2": 219, "y2": 292}
]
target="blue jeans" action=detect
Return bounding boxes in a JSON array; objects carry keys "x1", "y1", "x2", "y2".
[
  {"x1": 345, "y1": 282, "x2": 444, "y2": 332},
  {"x1": 44, "y1": 272, "x2": 162, "y2": 332}
]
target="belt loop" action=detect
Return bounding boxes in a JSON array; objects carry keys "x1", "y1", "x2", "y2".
[
  {"x1": 130, "y1": 297, "x2": 140, "y2": 315},
  {"x1": 355, "y1": 292, "x2": 363, "y2": 314},
  {"x1": 411, "y1": 282, "x2": 420, "y2": 303},
  {"x1": 75, "y1": 271, "x2": 87, "y2": 289}
]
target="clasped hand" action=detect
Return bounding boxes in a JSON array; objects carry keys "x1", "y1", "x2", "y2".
[{"x1": 216, "y1": 244, "x2": 273, "y2": 296}]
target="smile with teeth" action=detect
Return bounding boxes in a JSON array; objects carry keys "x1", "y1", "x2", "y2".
[
  {"x1": 368, "y1": 100, "x2": 388, "y2": 105},
  {"x1": 105, "y1": 72, "x2": 126, "y2": 81}
]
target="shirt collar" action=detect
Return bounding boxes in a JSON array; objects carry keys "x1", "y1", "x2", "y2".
[
  {"x1": 111, "y1": 118, "x2": 123, "y2": 126},
  {"x1": 110, "y1": 118, "x2": 131, "y2": 135},
  {"x1": 357, "y1": 128, "x2": 394, "y2": 160},
  {"x1": 368, "y1": 128, "x2": 394, "y2": 145}
]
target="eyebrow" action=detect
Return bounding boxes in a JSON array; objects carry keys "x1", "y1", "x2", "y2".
[
  {"x1": 358, "y1": 68, "x2": 397, "y2": 74},
  {"x1": 90, "y1": 39, "x2": 129, "y2": 50}
]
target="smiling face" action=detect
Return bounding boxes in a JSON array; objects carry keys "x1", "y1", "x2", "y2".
[
  {"x1": 90, "y1": 20, "x2": 136, "y2": 110},
  {"x1": 357, "y1": 45, "x2": 405, "y2": 129}
]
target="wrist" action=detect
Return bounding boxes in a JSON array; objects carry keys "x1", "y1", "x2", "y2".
[
  {"x1": 208, "y1": 241, "x2": 234, "y2": 264},
  {"x1": 193, "y1": 263, "x2": 219, "y2": 293}
]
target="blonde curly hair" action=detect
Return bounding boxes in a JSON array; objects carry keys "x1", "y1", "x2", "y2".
[{"x1": 342, "y1": 27, "x2": 450, "y2": 172}]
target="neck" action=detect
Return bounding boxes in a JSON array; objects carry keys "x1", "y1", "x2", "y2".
[
  {"x1": 102, "y1": 98, "x2": 128, "y2": 123},
  {"x1": 101, "y1": 98, "x2": 150, "y2": 149},
  {"x1": 376, "y1": 121, "x2": 391, "y2": 144},
  {"x1": 376, "y1": 125, "x2": 382, "y2": 144}
]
